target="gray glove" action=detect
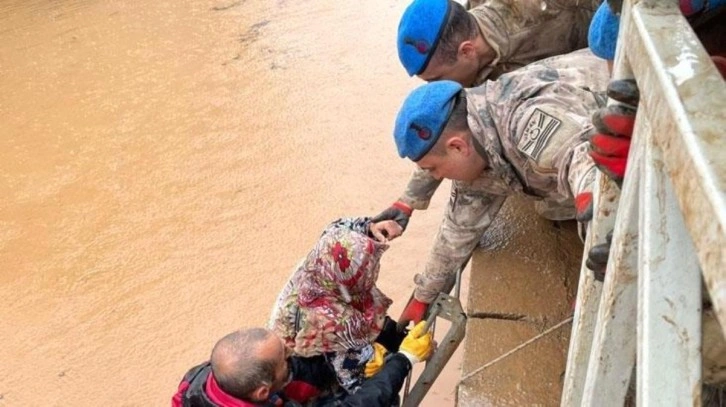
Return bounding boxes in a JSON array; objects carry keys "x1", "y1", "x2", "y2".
[{"x1": 372, "y1": 201, "x2": 413, "y2": 232}]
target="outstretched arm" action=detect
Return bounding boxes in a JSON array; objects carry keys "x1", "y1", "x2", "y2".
[
  {"x1": 373, "y1": 167, "x2": 443, "y2": 236},
  {"x1": 398, "y1": 185, "x2": 506, "y2": 328},
  {"x1": 399, "y1": 167, "x2": 443, "y2": 210},
  {"x1": 415, "y1": 187, "x2": 506, "y2": 303}
]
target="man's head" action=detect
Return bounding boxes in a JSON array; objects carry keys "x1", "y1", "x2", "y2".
[
  {"x1": 397, "y1": 0, "x2": 484, "y2": 86},
  {"x1": 394, "y1": 80, "x2": 487, "y2": 182},
  {"x1": 210, "y1": 328, "x2": 292, "y2": 402}
]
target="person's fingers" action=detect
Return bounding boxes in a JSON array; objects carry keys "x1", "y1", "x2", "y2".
[
  {"x1": 381, "y1": 223, "x2": 403, "y2": 240},
  {"x1": 606, "y1": 79, "x2": 640, "y2": 106},
  {"x1": 592, "y1": 104, "x2": 636, "y2": 137},
  {"x1": 588, "y1": 243, "x2": 610, "y2": 267},
  {"x1": 589, "y1": 150, "x2": 627, "y2": 181},
  {"x1": 575, "y1": 192, "x2": 594, "y2": 222},
  {"x1": 410, "y1": 321, "x2": 424, "y2": 338},
  {"x1": 590, "y1": 134, "x2": 631, "y2": 157},
  {"x1": 422, "y1": 346, "x2": 432, "y2": 361},
  {"x1": 369, "y1": 227, "x2": 388, "y2": 243},
  {"x1": 425, "y1": 332, "x2": 434, "y2": 348},
  {"x1": 413, "y1": 332, "x2": 433, "y2": 360},
  {"x1": 369, "y1": 221, "x2": 396, "y2": 242}
]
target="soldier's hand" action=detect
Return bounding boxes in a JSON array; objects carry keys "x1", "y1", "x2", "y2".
[
  {"x1": 587, "y1": 79, "x2": 639, "y2": 187},
  {"x1": 364, "y1": 343, "x2": 388, "y2": 378},
  {"x1": 399, "y1": 321, "x2": 434, "y2": 364},
  {"x1": 398, "y1": 297, "x2": 429, "y2": 330},
  {"x1": 586, "y1": 230, "x2": 613, "y2": 281},
  {"x1": 581, "y1": 80, "x2": 636, "y2": 276},
  {"x1": 575, "y1": 192, "x2": 594, "y2": 223},
  {"x1": 369, "y1": 220, "x2": 403, "y2": 242},
  {"x1": 372, "y1": 201, "x2": 413, "y2": 233}
]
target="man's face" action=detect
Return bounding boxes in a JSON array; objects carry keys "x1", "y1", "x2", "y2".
[
  {"x1": 259, "y1": 334, "x2": 293, "y2": 394},
  {"x1": 416, "y1": 133, "x2": 485, "y2": 182},
  {"x1": 270, "y1": 338, "x2": 293, "y2": 392},
  {"x1": 418, "y1": 53, "x2": 479, "y2": 87}
]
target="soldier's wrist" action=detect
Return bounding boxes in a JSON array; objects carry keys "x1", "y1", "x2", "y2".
[{"x1": 392, "y1": 201, "x2": 413, "y2": 216}]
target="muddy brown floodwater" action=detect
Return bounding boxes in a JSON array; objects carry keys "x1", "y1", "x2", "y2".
[{"x1": 0, "y1": 0, "x2": 468, "y2": 405}]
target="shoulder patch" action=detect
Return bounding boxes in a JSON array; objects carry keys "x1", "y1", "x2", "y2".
[{"x1": 518, "y1": 108, "x2": 562, "y2": 160}]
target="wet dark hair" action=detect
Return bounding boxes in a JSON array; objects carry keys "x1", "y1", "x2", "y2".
[
  {"x1": 211, "y1": 328, "x2": 278, "y2": 400},
  {"x1": 434, "y1": 1, "x2": 479, "y2": 65}
]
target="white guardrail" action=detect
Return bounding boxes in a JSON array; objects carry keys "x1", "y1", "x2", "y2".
[{"x1": 561, "y1": 0, "x2": 726, "y2": 405}]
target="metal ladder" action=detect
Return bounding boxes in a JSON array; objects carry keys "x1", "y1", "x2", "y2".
[{"x1": 401, "y1": 266, "x2": 468, "y2": 407}]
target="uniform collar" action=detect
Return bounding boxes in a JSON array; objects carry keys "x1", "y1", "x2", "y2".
[{"x1": 470, "y1": 8, "x2": 505, "y2": 80}]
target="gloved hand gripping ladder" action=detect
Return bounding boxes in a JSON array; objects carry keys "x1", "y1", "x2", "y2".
[{"x1": 401, "y1": 261, "x2": 468, "y2": 407}]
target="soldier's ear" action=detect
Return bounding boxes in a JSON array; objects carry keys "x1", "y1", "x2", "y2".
[
  {"x1": 458, "y1": 40, "x2": 476, "y2": 60},
  {"x1": 446, "y1": 135, "x2": 472, "y2": 156}
]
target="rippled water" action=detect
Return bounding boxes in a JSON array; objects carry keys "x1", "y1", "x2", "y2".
[{"x1": 0, "y1": 0, "x2": 464, "y2": 405}]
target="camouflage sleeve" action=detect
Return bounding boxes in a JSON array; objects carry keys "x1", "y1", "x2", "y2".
[
  {"x1": 544, "y1": 0, "x2": 600, "y2": 12},
  {"x1": 414, "y1": 183, "x2": 507, "y2": 303},
  {"x1": 398, "y1": 167, "x2": 443, "y2": 210},
  {"x1": 508, "y1": 76, "x2": 603, "y2": 201}
]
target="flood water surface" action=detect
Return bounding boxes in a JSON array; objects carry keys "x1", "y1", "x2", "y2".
[{"x1": 0, "y1": 1, "x2": 461, "y2": 405}]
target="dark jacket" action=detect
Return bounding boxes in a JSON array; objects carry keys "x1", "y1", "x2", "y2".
[
  {"x1": 331, "y1": 353, "x2": 411, "y2": 407},
  {"x1": 171, "y1": 354, "x2": 412, "y2": 407}
]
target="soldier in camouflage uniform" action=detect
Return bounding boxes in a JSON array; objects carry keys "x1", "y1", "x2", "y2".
[
  {"x1": 387, "y1": 51, "x2": 610, "y2": 323},
  {"x1": 388, "y1": 0, "x2": 601, "y2": 226},
  {"x1": 397, "y1": 0, "x2": 600, "y2": 85}
]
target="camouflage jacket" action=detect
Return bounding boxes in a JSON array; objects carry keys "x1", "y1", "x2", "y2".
[
  {"x1": 400, "y1": 0, "x2": 600, "y2": 210},
  {"x1": 413, "y1": 50, "x2": 609, "y2": 303},
  {"x1": 472, "y1": 0, "x2": 600, "y2": 82}
]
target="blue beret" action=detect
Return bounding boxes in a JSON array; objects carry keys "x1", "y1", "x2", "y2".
[
  {"x1": 588, "y1": 2, "x2": 620, "y2": 60},
  {"x1": 394, "y1": 80, "x2": 463, "y2": 161},
  {"x1": 397, "y1": 0, "x2": 451, "y2": 76},
  {"x1": 588, "y1": 0, "x2": 726, "y2": 61}
]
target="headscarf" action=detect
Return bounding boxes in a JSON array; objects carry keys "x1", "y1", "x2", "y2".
[{"x1": 270, "y1": 222, "x2": 392, "y2": 358}]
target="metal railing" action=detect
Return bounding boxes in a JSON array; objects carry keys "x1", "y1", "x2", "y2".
[{"x1": 561, "y1": 0, "x2": 726, "y2": 405}]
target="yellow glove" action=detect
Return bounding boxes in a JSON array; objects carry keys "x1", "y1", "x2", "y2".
[
  {"x1": 399, "y1": 321, "x2": 434, "y2": 364},
  {"x1": 364, "y1": 342, "x2": 388, "y2": 378}
]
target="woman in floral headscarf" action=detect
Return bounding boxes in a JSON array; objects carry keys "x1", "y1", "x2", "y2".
[{"x1": 269, "y1": 217, "x2": 403, "y2": 394}]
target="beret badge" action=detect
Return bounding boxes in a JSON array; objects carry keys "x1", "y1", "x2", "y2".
[
  {"x1": 404, "y1": 37, "x2": 430, "y2": 54},
  {"x1": 411, "y1": 123, "x2": 431, "y2": 140}
]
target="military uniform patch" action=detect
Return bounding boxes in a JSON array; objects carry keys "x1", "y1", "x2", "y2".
[{"x1": 518, "y1": 108, "x2": 562, "y2": 160}]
